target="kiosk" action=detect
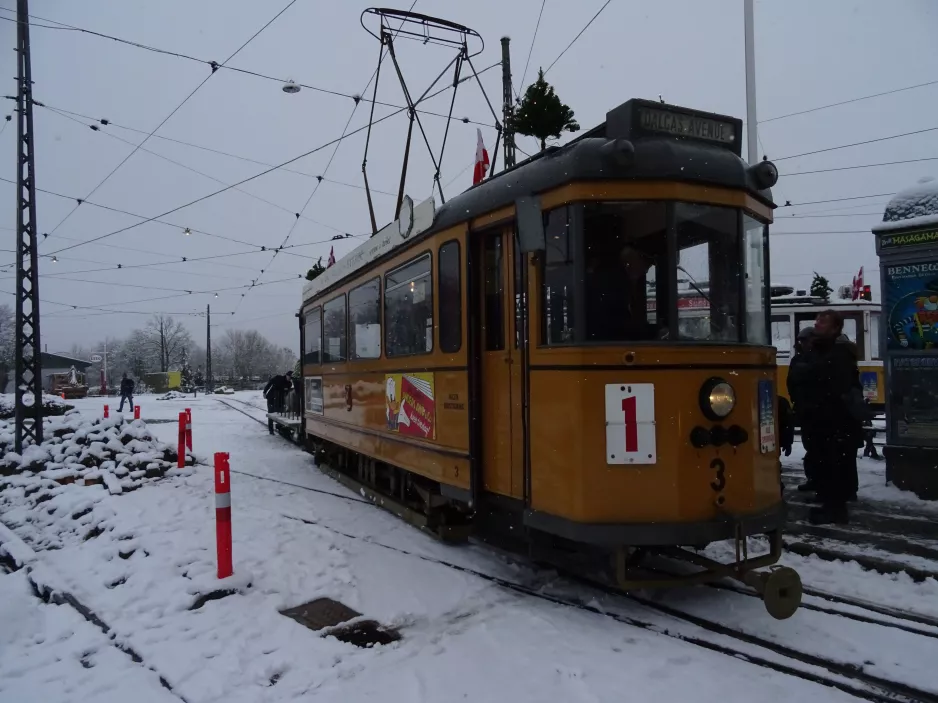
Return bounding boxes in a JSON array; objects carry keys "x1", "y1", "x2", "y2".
[{"x1": 873, "y1": 177, "x2": 938, "y2": 500}]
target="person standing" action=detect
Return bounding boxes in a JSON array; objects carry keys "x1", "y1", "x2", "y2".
[
  {"x1": 263, "y1": 370, "x2": 293, "y2": 435},
  {"x1": 118, "y1": 372, "x2": 135, "y2": 412},
  {"x1": 803, "y1": 310, "x2": 864, "y2": 524},
  {"x1": 787, "y1": 327, "x2": 818, "y2": 492}
]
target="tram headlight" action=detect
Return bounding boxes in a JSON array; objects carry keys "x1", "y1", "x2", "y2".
[{"x1": 699, "y1": 377, "x2": 736, "y2": 421}]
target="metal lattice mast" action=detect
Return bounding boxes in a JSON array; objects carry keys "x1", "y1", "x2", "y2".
[
  {"x1": 500, "y1": 37, "x2": 516, "y2": 170},
  {"x1": 14, "y1": 0, "x2": 43, "y2": 452},
  {"x1": 205, "y1": 305, "x2": 213, "y2": 392}
]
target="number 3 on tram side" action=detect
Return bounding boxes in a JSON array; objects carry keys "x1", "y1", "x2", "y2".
[{"x1": 300, "y1": 98, "x2": 802, "y2": 619}]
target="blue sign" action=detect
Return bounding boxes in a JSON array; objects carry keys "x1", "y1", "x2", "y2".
[
  {"x1": 758, "y1": 379, "x2": 775, "y2": 454},
  {"x1": 884, "y1": 260, "x2": 938, "y2": 350}
]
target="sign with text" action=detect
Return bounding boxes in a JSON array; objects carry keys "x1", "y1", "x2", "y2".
[
  {"x1": 604, "y1": 383, "x2": 656, "y2": 465},
  {"x1": 879, "y1": 229, "x2": 938, "y2": 250},
  {"x1": 758, "y1": 379, "x2": 776, "y2": 454},
  {"x1": 385, "y1": 372, "x2": 436, "y2": 439},
  {"x1": 638, "y1": 107, "x2": 736, "y2": 146}
]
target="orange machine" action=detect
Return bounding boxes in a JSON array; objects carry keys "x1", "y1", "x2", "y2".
[{"x1": 299, "y1": 98, "x2": 801, "y2": 618}]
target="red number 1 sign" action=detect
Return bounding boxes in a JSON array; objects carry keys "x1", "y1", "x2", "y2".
[{"x1": 605, "y1": 384, "x2": 656, "y2": 465}]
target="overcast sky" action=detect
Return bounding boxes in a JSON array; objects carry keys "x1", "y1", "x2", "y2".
[{"x1": 1, "y1": 0, "x2": 936, "y2": 354}]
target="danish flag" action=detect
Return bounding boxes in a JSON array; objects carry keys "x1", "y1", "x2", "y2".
[
  {"x1": 327, "y1": 246, "x2": 335, "y2": 268},
  {"x1": 472, "y1": 128, "x2": 490, "y2": 185},
  {"x1": 851, "y1": 266, "x2": 864, "y2": 300}
]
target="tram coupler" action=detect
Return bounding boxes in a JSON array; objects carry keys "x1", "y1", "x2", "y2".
[{"x1": 738, "y1": 565, "x2": 803, "y2": 620}]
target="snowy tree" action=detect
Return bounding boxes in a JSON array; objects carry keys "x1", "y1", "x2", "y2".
[
  {"x1": 513, "y1": 69, "x2": 580, "y2": 151},
  {"x1": 143, "y1": 315, "x2": 194, "y2": 372},
  {"x1": 810, "y1": 272, "x2": 832, "y2": 301}
]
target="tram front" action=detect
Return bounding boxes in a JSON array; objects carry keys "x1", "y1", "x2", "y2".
[{"x1": 515, "y1": 99, "x2": 800, "y2": 617}]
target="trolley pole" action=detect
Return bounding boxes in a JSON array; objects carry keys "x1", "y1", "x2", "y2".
[
  {"x1": 205, "y1": 304, "x2": 213, "y2": 393},
  {"x1": 743, "y1": 0, "x2": 759, "y2": 165},
  {"x1": 500, "y1": 37, "x2": 516, "y2": 170},
  {"x1": 14, "y1": 0, "x2": 43, "y2": 452}
]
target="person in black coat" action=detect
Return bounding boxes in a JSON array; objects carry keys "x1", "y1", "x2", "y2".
[
  {"x1": 801, "y1": 310, "x2": 864, "y2": 525},
  {"x1": 263, "y1": 370, "x2": 293, "y2": 434},
  {"x1": 118, "y1": 373, "x2": 135, "y2": 412},
  {"x1": 787, "y1": 327, "x2": 818, "y2": 491}
]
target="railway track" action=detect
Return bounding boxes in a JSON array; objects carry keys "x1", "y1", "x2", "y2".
[{"x1": 216, "y1": 395, "x2": 938, "y2": 703}]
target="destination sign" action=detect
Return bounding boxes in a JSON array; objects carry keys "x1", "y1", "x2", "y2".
[
  {"x1": 879, "y1": 229, "x2": 938, "y2": 250},
  {"x1": 639, "y1": 107, "x2": 736, "y2": 145}
]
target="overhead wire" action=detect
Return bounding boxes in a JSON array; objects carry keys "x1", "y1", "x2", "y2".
[
  {"x1": 35, "y1": 102, "x2": 399, "y2": 197},
  {"x1": 543, "y1": 0, "x2": 611, "y2": 75},
  {"x1": 43, "y1": 61, "x2": 500, "y2": 258},
  {"x1": 780, "y1": 156, "x2": 938, "y2": 177},
  {"x1": 774, "y1": 126, "x2": 938, "y2": 161},
  {"x1": 41, "y1": 104, "x2": 353, "y2": 239},
  {"x1": 517, "y1": 0, "x2": 547, "y2": 98},
  {"x1": 236, "y1": 0, "x2": 418, "y2": 313},
  {"x1": 761, "y1": 79, "x2": 938, "y2": 124},
  {"x1": 0, "y1": 11, "x2": 494, "y2": 128},
  {"x1": 777, "y1": 192, "x2": 895, "y2": 208},
  {"x1": 32, "y1": 0, "x2": 301, "y2": 239}
]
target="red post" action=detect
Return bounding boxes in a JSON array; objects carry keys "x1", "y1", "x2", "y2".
[
  {"x1": 214, "y1": 452, "x2": 233, "y2": 579},
  {"x1": 185, "y1": 408, "x2": 193, "y2": 451},
  {"x1": 103, "y1": 404, "x2": 109, "y2": 418},
  {"x1": 177, "y1": 412, "x2": 186, "y2": 469},
  {"x1": 134, "y1": 406, "x2": 141, "y2": 420}
]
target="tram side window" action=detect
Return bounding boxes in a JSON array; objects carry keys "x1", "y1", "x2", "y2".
[
  {"x1": 484, "y1": 236, "x2": 506, "y2": 351},
  {"x1": 675, "y1": 203, "x2": 741, "y2": 342},
  {"x1": 304, "y1": 307, "x2": 322, "y2": 365},
  {"x1": 543, "y1": 207, "x2": 576, "y2": 344},
  {"x1": 438, "y1": 241, "x2": 461, "y2": 354},
  {"x1": 771, "y1": 315, "x2": 792, "y2": 359},
  {"x1": 322, "y1": 296, "x2": 347, "y2": 363},
  {"x1": 386, "y1": 253, "x2": 433, "y2": 357},
  {"x1": 349, "y1": 278, "x2": 381, "y2": 360},
  {"x1": 871, "y1": 312, "x2": 881, "y2": 359}
]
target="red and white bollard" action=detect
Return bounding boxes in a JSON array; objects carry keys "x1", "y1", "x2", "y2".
[
  {"x1": 177, "y1": 412, "x2": 186, "y2": 469},
  {"x1": 185, "y1": 408, "x2": 192, "y2": 451},
  {"x1": 214, "y1": 452, "x2": 233, "y2": 579},
  {"x1": 134, "y1": 406, "x2": 141, "y2": 420},
  {"x1": 103, "y1": 404, "x2": 109, "y2": 419}
]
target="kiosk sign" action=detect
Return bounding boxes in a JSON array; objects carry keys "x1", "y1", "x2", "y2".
[{"x1": 884, "y1": 259, "x2": 938, "y2": 350}]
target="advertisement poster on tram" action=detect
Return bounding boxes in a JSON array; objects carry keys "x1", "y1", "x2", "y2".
[
  {"x1": 385, "y1": 372, "x2": 436, "y2": 439},
  {"x1": 884, "y1": 259, "x2": 938, "y2": 350}
]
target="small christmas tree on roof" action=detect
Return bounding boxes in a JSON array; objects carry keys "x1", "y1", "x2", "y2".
[
  {"x1": 513, "y1": 68, "x2": 580, "y2": 152},
  {"x1": 810, "y1": 272, "x2": 832, "y2": 302}
]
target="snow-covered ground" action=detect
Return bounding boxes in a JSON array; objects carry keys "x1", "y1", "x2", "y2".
[{"x1": 2, "y1": 392, "x2": 936, "y2": 702}]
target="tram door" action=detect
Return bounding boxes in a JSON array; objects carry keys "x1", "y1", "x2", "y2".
[{"x1": 477, "y1": 228, "x2": 525, "y2": 498}]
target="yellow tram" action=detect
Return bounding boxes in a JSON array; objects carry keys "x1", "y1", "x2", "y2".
[
  {"x1": 771, "y1": 291, "x2": 885, "y2": 410},
  {"x1": 299, "y1": 98, "x2": 802, "y2": 618}
]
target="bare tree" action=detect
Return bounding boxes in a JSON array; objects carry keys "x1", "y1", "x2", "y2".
[
  {"x1": 0, "y1": 304, "x2": 13, "y2": 393},
  {"x1": 215, "y1": 329, "x2": 294, "y2": 382},
  {"x1": 144, "y1": 315, "x2": 193, "y2": 372}
]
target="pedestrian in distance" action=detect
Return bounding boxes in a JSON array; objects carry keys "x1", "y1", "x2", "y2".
[
  {"x1": 118, "y1": 372, "x2": 135, "y2": 413},
  {"x1": 787, "y1": 327, "x2": 818, "y2": 492},
  {"x1": 263, "y1": 370, "x2": 294, "y2": 435},
  {"x1": 802, "y1": 310, "x2": 867, "y2": 525}
]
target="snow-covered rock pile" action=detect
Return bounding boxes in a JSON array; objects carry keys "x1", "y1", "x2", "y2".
[
  {"x1": 0, "y1": 412, "x2": 193, "y2": 485},
  {"x1": 155, "y1": 390, "x2": 189, "y2": 400},
  {"x1": 0, "y1": 392, "x2": 72, "y2": 420}
]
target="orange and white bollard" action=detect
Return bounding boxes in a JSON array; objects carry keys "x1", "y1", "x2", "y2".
[
  {"x1": 214, "y1": 452, "x2": 233, "y2": 579},
  {"x1": 177, "y1": 412, "x2": 186, "y2": 469},
  {"x1": 186, "y1": 408, "x2": 193, "y2": 449},
  {"x1": 103, "y1": 404, "x2": 109, "y2": 419},
  {"x1": 134, "y1": 406, "x2": 140, "y2": 420}
]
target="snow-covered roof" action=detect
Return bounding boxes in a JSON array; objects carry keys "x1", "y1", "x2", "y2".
[
  {"x1": 301, "y1": 197, "x2": 436, "y2": 304},
  {"x1": 872, "y1": 176, "x2": 938, "y2": 233}
]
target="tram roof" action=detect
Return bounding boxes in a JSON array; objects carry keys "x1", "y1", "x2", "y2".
[
  {"x1": 433, "y1": 98, "x2": 774, "y2": 232},
  {"x1": 302, "y1": 99, "x2": 774, "y2": 305}
]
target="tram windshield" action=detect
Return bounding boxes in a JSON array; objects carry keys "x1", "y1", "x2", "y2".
[{"x1": 541, "y1": 201, "x2": 769, "y2": 345}]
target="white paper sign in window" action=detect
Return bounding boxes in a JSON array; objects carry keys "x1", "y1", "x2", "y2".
[{"x1": 604, "y1": 383, "x2": 656, "y2": 465}]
